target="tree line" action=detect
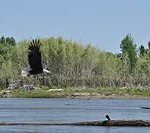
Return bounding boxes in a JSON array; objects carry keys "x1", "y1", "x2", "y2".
[{"x1": 0, "y1": 34, "x2": 150, "y2": 88}]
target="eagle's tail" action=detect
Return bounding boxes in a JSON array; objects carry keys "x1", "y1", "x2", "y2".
[{"x1": 43, "y1": 69, "x2": 50, "y2": 74}]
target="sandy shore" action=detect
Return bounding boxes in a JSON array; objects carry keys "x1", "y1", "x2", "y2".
[{"x1": 66, "y1": 92, "x2": 150, "y2": 99}]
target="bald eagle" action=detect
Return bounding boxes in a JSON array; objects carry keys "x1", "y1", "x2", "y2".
[{"x1": 21, "y1": 39, "x2": 50, "y2": 77}]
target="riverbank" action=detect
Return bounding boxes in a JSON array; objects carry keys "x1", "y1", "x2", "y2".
[{"x1": 6, "y1": 87, "x2": 150, "y2": 99}]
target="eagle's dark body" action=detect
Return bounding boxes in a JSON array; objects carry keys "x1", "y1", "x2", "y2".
[
  {"x1": 28, "y1": 39, "x2": 43, "y2": 75},
  {"x1": 21, "y1": 39, "x2": 50, "y2": 77}
]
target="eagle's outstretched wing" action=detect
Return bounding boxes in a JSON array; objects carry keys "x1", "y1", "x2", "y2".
[{"x1": 28, "y1": 39, "x2": 43, "y2": 74}]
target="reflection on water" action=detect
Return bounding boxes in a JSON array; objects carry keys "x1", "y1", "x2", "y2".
[{"x1": 0, "y1": 98, "x2": 150, "y2": 133}]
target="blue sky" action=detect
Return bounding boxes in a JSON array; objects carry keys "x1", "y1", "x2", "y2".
[{"x1": 0, "y1": 0, "x2": 150, "y2": 53}]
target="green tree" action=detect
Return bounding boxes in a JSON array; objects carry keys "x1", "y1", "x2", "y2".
[
  {"x1": 120, "y1": 34, "x2": 137, "y2": 73},
  {"x1": 0, "y1": 36, "x2": 16, "y2": 46},
  {"x1": 139, "y1": 45, "x2": 147, "y2": 56},
  {"x1": 0, "y1": 36, "x2": 16, "y2": 59},
  {"x1": 6, "y1": 37, "x2": 16, "y2": 46}
]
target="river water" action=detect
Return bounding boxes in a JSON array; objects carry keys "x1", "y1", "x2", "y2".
[{"x1": 0, "y1": 98, "x2": 150, "y2": 133}]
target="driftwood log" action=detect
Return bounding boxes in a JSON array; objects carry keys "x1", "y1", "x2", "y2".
[
  {"x1": 0, "y1": 120, "x2": 150, "y2": 126},
  {"x1": 141, "y1": 107, "x2": 150, "y2": 109}
]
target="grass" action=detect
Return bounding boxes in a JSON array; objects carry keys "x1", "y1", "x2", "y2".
[
  {"x1": 9, "y1": 87, "x2": 150, "y2": 98},
  {"x1": 12, "y1": 90, "x2": 66, "y2": 98}
]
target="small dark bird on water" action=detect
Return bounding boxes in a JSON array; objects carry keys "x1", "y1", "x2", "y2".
[{"x1": 21, "y1": 39, "x2": 50, "y2": 77}]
